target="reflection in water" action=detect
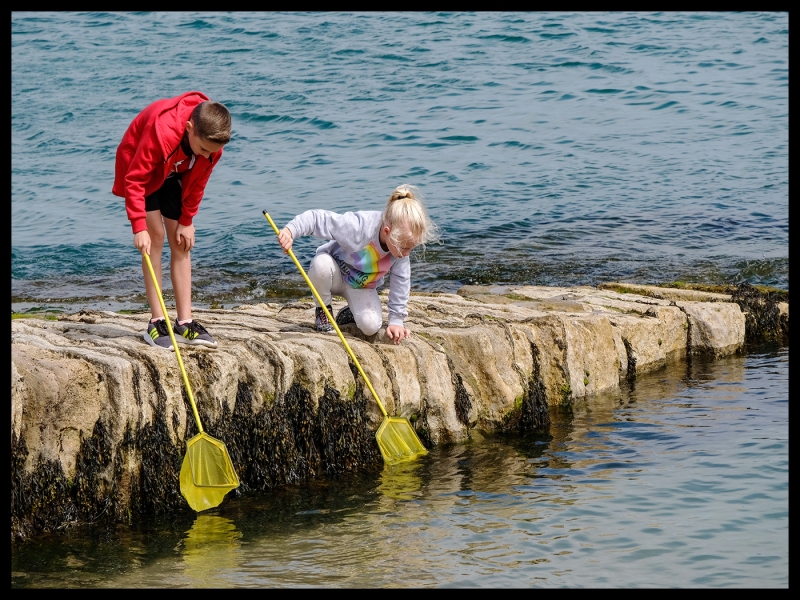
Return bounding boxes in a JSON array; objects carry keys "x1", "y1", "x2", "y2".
[
  {"x1": 378, "y1": 461, "x2": 425, "y2": 502},
  {"x1": 11, "y1": 344, "x2": 787, "y2": 588},
  {"x1": 182, "y1": 515, "x2": 242, "y2": 587}
]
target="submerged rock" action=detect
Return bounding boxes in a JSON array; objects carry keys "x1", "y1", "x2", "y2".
[{"x1": 12, "y1": 283, "x2": 780, "y2": 540}]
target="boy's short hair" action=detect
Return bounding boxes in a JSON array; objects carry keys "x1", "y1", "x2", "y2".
[{"x1": 191, "y1": 101, "x2": 231, "y2": 144}]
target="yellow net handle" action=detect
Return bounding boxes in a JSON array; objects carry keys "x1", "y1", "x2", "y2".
[
  {"x1": 142, "y1": 252, "x2": 205, "y2": 433},
  {"x1": 263, "y1": 211, "x2": 388, "y2": 418}
]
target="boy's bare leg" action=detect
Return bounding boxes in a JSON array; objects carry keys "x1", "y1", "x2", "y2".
[
  {"x1": 163, "y1": 217, "x2": 192, "y2": 322},
  {"x1": 143, "y1": 211, "x2": 167, "y2": 320}
]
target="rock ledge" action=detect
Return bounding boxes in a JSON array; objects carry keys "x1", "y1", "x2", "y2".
[{"x1": 12, "y1": 283, "x2": 775, "y2": 540}]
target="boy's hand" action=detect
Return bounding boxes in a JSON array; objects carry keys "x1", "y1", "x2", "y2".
[
  {"x1": 385, "y1": 325, "x2": 411, "y2": 345},
  {"x1": 134, "y1": 230, "x2": 151, "y2": 255},
  {"x1": 176, "y1": 224, "x2": 195, "y2": 252},
  {"x1": 278, "y1": 227, "x2": 294, "y2": 254}
]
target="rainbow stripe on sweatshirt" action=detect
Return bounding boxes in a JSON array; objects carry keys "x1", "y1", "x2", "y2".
[{"x1": 335, "y1": 240, "x2": 392, "y2": 289}]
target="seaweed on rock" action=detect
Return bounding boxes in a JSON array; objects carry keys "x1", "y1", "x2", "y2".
[{"x1": 729, "y1": 283, "x2": 789, "y2": 344}]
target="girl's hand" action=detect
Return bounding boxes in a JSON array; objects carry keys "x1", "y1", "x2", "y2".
[
  {"x1": 278, "y1": 227, "x2": 294, "y2": 254},
  {"x1": 385, "y1": 324, "x2": 411, "y2": 345}
]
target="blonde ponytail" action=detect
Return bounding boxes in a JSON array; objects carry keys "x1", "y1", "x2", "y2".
[{"x1": 383, "y1": 184, "x2": 441, "y2": 248}]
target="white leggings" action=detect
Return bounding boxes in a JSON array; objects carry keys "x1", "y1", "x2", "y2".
[{"x1": 308, "y1": 253, "x2": 383, "y2": 336}]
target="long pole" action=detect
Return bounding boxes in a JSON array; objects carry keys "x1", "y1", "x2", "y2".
[
  {"x1": 263, "y1": 211, "x2": 388, "y2": 417},
  {"x1": 142, "y1": 252, "x2": 204, "y2": 432}
]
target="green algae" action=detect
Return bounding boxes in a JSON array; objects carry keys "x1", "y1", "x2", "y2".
[
  {"x1": 664, "y1": 280, "x2": 788, "y2": 299},
  {"x1": 503, "y1": 293, "x2": 535, "y2": 301},
  {"x1": 560, "y1": 382, "x2": 572, "y2": 404},
  {"x1": 601, "y1": 284, "x2": 657, "y2": 297},
  {"x1": 12, "y1": 313, "x2": 59, "y2": 321}
]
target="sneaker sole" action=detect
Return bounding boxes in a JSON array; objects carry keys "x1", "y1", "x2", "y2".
[
  {"x1": 175, "y1": 336, "x2": 218, "y2": 348},
  {"x1": 142, "y1": 331, "x2": 174, "y2": 351}
]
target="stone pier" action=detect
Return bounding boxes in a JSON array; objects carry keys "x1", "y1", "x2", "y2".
[{"x1": 10, "y1": 283, "x2": 786, "y2": 541}]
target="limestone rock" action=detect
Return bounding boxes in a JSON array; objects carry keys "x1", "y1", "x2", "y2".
[{"x1": 11, "y1": 283, "x2": 767, "y2": 540}]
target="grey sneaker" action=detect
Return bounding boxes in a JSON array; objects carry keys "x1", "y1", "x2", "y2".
[
  {"x1": 143, "y1": 318, "x2": 174, "y2": 351},
  {"x1": 336, "y1": 306, "x2": 356, "y2": 326},
  {"x1": 315, "y1": 306, "x2": 334, "y2": 333},
  {"x1": 173, "y1": 319, "x2": 218, "y2": 348}
]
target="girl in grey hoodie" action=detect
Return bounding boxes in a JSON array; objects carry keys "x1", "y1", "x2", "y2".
[{"x1": 277, "y1": 184, "x2": 439, "y2": 344}]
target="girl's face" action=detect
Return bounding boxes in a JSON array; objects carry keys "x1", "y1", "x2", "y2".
[{"x1": 381, "y1": 225, "x2": 417, "y2": 258}]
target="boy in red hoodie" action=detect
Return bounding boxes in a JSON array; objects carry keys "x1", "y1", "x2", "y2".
[{"x1": 113, "y1": 91, "x2": 231, "y2": 350}]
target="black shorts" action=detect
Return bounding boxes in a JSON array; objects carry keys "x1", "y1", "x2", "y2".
[{"x1": 145, "y1": 174, "x2": 182, "y2": 221}]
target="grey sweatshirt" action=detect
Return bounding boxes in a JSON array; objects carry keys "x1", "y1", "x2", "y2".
[{"x1": 285, "y1": 209, "x2": 411, "y2": 327}]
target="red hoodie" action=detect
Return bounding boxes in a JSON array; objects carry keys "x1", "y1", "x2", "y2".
[{"x1": 112, "y1": 91, "x2": 223, "y2": 234}]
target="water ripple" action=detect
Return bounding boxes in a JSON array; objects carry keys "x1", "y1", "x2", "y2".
[{"x1": 11, "y1": 11, "x2": 787, "y2": 311}]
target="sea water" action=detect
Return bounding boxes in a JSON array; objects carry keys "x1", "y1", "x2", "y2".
[
  {"x1": 12, "y1": 11, "x2": 787, "y2": 312},
  {"x1": 11, "y1": 344, "x2": 788, "y2": 587}
]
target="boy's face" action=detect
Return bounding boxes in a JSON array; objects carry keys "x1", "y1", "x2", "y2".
[{"x1": 185, "y1": 120, "x2": 225, "y2": 158}]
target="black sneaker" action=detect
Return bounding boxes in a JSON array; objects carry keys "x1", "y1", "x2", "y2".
[
  {"x1": 143, "y1": 318, "x2": 174, "y2": 351},
  {"x1": 173, "y1": 319, "x2": 218, "y2": 348},
  {"x1": 315, "y1": 305, "x2": 334, "y2": 333},
  {"x1": 336, "y1": 306, "x2": 356, "y2": 326}
]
